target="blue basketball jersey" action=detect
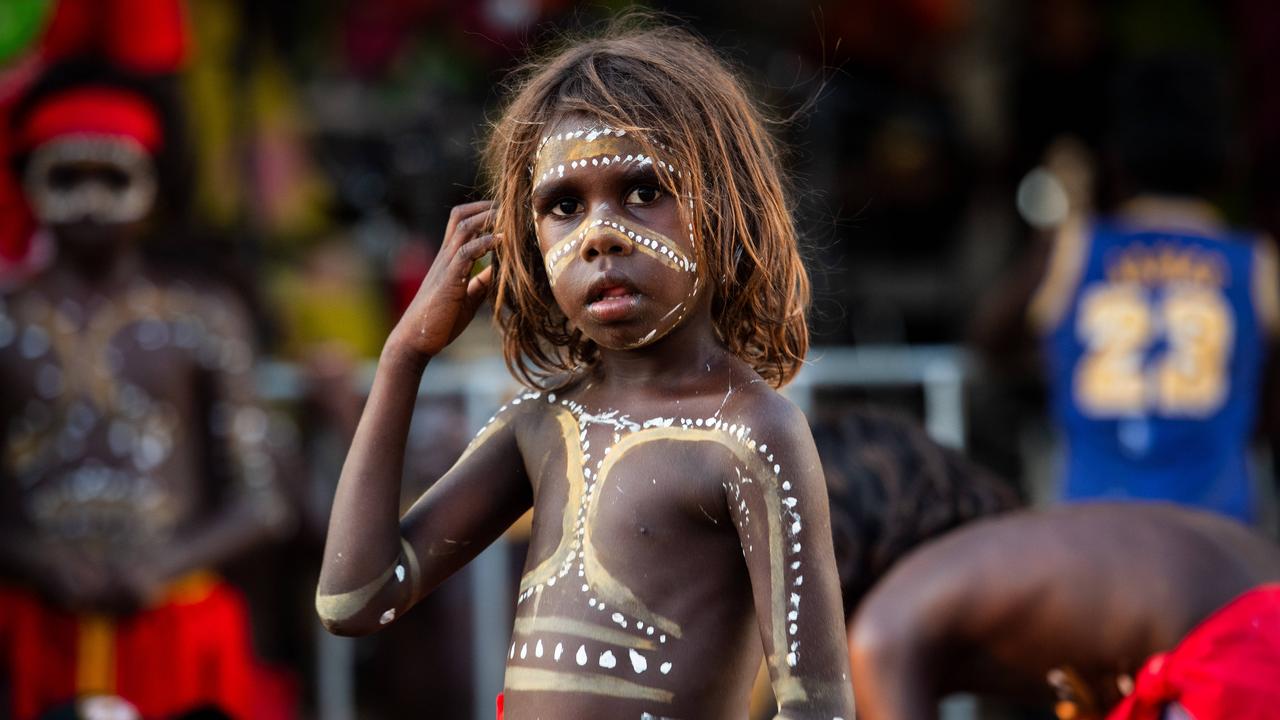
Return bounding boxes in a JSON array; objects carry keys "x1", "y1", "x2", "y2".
[{"x1": 1036, "y1": 214, "x2": 1277, "y2": 522}]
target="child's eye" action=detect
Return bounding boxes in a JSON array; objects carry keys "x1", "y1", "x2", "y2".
[
  {"x1": 550, "y1": 198, "x2": 582, "y2": 217},
  {"x1": 625, "y1": 185, "x2": 662, "y2": 205}
]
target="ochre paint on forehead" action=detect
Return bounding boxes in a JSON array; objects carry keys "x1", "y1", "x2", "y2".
[
  {"x1": 536, "y1": 133, "x2": 639, "y2": 174},
  {"x1": 533, "y1": 124, "x2": 680, "y2": 192}
]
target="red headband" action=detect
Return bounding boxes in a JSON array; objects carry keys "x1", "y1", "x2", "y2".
[{"x1": 16, "y1": 87, "x2": 163, "y2": 154}]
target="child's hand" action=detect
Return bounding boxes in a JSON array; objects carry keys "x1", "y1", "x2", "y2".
[{"x1": 386, "y1": 200, "x2": 497, "y2": 364}]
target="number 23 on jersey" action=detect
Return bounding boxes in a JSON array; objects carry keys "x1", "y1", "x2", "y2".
[{"x1": 1074, "y1": 281, "x2": 1234, "y2": 418}]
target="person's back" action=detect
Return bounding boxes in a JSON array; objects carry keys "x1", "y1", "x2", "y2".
[
  {"x1": 1024, "y1": 57, "x2": 1280, "y2": 522},
  {"x1": 849, "y1": 502, "x2": 1280, "y2": 719},
  {"x1": 1034, "y1": 205, "x2": 1278, "y2": 521}
]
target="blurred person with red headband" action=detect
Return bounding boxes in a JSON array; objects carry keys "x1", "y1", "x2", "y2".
[
  {"x1": 0, "y1": 0, "x2": 187, "y2": 281},
  {"x1": 0, "y1": 63, "x2": 290, "y2": 720}
]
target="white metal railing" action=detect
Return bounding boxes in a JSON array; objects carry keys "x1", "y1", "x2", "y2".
[{"x1": 263, "y1": 344, "x2": 971, "y2": 720}]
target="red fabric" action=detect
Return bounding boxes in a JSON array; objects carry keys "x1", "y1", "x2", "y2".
[
  {"x1": 496, "y1": 692, "x2": 504, "y2": 720},
  {"x1": 1106, "y1": 583, "x2": 1280, "y2": 720},
  {"x1": 15, "y1": 86, "x2": 163, "y2": 153},
  {"x1": 40, "y1": 0, "x2": 188, "y2": 72},
  {"x1": 0, "y1": 580, "x2": 256, "y2": 720}
]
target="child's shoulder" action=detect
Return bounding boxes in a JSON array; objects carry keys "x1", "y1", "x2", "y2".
[
  {"x1": 474, "y1": 386, "x2": 573, "y2": 438},
  {"x1": 714, "y1": 362, "x2": 810, "y2": 445}
]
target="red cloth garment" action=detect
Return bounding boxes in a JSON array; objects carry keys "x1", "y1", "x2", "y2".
[
  {"x1": 14, "y1": 86, "x2": 163, "y2": 153},
  {"x1": 496, "y1": 692, "x2": 504, "y2": 720},
  {"x1": 0, "y1": 575, "x2": 255, "y2": 720},
  {"x1": 1106, "y1": 583, "x2": 1280, "y2": 720}
]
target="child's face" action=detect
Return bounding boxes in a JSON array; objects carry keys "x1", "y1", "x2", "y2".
[{"x1": 531, "y1": 117, "x2": 702, "y2": 351}]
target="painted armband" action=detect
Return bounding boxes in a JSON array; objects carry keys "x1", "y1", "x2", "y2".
[{"x1": 315, "y1": 537, "x2": 423, "y2": 630}]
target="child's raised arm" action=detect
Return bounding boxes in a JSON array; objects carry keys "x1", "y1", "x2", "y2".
[
  {"x1": 726, "y1": 397, "x2": 856, "y2": 718},
  {"x1": 317, "y1": 201, "x2": 530, "y2": 636}
]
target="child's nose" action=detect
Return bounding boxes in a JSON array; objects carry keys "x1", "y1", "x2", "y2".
[{"x1": 579, "y1": 224, "x2": 634, "y2": 261}]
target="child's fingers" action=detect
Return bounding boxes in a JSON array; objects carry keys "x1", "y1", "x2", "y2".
[
  {"x1": 443, "y1": 200, "x2": 494, "y2": 244},
  {"x1": 446, "y1": 206, "x2": 495, "y2": 252},
  {"x1": 455, "y1": 234, "x2": 497, "y2": 277},
  {"x1": 465, "y1": 264, "x2": 495, "y2": 307}
]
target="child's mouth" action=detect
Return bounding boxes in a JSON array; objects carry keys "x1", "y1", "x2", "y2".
[{"x1": 587, "y1": 282, "x2": 641, "y2": 323}]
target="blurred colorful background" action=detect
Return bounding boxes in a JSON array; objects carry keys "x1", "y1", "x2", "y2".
[{"x1": 3, "y1": 0, "x2": 1279, "y2": 718}]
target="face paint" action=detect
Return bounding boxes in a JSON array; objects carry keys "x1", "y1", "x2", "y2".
[
  {"x1": 24, "y1": 136, "x2": 158, "y2": 226},
  {"x1": 531, "y1": 121, "x2": 702, "y2": 351}
]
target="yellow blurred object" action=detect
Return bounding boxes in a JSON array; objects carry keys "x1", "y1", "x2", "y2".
[{"x1": 272, "y1": 239, "x2": 388, "y2": 360}]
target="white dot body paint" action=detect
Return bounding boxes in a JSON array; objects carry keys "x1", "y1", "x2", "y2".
[
  {"x1": 520, "y1": 643, "x2": 528, "y2": 659},
  {"x1": 379, "y1": 609, "x2": 396, "y2": 625},
  {"x1": 629, "y1": 648, "x2": 648, "y2": 674},
  {"x1": 499, "y1": 383, "x2": 814, "y2": 707},
  {"x1": 395, "y1": 565, "x2": 405, "y2": 582}
]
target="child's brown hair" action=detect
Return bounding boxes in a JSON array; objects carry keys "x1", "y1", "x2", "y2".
[{"x1": 484, "y1": 16, "x2": 809, "y2": 388}]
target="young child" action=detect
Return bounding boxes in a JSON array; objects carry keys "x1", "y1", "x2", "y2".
[
  {"x1": 317, "y1": 22, "x2": 856, "y2": 719},
  {"x1": 0, "y1": 64, "x2": 288, "y2": 719}
]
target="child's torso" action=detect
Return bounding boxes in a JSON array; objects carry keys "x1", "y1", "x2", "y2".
[{"x1": 500, "y1": 390, "x2": 772, "y2": 719}]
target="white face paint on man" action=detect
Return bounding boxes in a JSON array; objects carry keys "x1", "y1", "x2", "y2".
[{"x1": 23, "y1": 136, "x2": 158, "y2": 226}]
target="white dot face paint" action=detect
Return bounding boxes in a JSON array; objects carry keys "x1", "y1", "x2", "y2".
[
  {"x1": 24, "y1": 136, "x2": 158, "y2": 226},
  {"x1": 532, "y1": 120, "x2": 704, "y2": 352}
]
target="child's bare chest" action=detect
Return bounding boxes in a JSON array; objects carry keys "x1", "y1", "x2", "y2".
[
  {"x1": 518, "y1": 402, "x2": 733, "y2": 590},
  {"x1": 500, "y1": 396, "x2": 765, "y2": 712}
]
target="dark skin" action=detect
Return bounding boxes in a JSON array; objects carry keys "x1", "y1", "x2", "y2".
[
  {"x1": 318, "y1": 118, "x2": 854, "y2": 719},
  {"x1": 0, "y1": 164, "x2": 286, "y2": 615},
  {"x1": 848, "y1": 502, "x2": 1280, "y2": 719}
]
